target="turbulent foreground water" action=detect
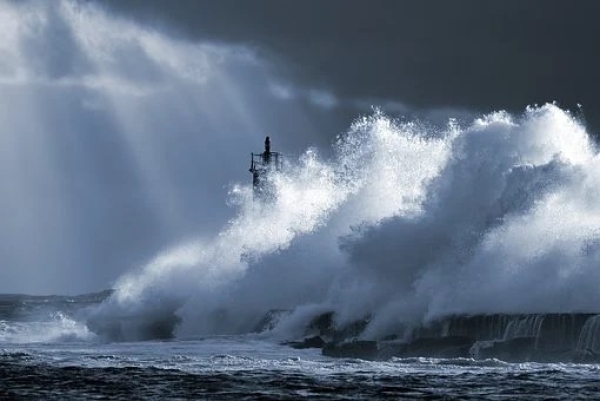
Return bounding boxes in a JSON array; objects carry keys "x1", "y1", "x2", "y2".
[
  {"x1": 0, "y1": 294, "x2": 599, "y2": 400},
  {"x1": 3, "y1": 336, "x2": 600, "y2": 400}
]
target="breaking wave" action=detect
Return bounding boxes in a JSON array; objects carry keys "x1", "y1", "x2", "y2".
[
  {"x1": 91, "y1": 103, "x2": 600, "y2": 341},
  {"x1": 0, "y1": 312, "x2": 95, "y2": 343}
]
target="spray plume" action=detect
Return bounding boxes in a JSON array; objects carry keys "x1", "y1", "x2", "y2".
[{"x1": 91, "y1": 104, "x2": 600, "y2": 341}]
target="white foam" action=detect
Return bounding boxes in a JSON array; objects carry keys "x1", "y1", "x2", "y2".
[{"x1": 0, "y1": 313, "x2": 95, "y2": 343}]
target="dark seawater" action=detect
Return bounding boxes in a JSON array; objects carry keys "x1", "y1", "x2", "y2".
[
  {"x1": 0, "y1": 294, "x2": 599, "y2": 400},
  {"x1": 2, "y1": 351, "x2": 600, "y2": 400}
]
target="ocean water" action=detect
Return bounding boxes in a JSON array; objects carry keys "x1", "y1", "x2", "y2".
[{"x1": 1, "y1": 295, "x2": 600, "y2": 400}]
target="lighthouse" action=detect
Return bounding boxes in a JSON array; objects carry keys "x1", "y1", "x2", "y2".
[{"x1": 249, "y1": 136, "x2": 282, "y2": 199}]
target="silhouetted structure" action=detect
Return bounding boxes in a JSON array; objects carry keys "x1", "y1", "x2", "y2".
[{"x1": 249, "y1": 136, "x2": 282, "y2": 199}]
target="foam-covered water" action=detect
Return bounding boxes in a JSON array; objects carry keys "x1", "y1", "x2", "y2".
[{"x1": 2, "y1": 329, "x2": 600, "y2": 399}]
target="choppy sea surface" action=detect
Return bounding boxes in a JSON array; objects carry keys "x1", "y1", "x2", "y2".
[
  {"x1": 2, "y1": 335, "x2": 600, "y2": 399},
  {"x1": 0, "y1": 293, "x2": 599, "y2": 399},
  {"x1": 2, "y1": 336, "x2": 600, "y2": 400}
]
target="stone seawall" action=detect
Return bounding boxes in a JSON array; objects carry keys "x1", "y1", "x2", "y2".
[{"x1": 266, "y1": 312, "x2": 600, "y2": 363}]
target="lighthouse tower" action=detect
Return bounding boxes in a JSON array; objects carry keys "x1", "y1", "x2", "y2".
[{"x1": 249, "y1": 136, "x2": 282, "y2": 199}]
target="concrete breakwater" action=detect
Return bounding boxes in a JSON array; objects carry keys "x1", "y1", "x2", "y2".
[{"x1": 266, "y1": 312, "x2": 600, "y2": 363}]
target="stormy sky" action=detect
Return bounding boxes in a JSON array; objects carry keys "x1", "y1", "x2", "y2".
[
  {"x1": 95, "y1": 0, "x2": 600, "y2": 132},
  {"x1": 1, "y1": 0, "x2": 599, "y2": 295}
]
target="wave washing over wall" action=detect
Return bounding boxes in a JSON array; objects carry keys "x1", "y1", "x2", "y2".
[{"x1": 90, "y1": 104, "x2": 600, "y2": 353}]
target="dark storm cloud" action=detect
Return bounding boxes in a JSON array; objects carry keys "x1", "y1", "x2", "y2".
[{"x1": 93, "y1": 0, "x2": 600, "y2": 133}]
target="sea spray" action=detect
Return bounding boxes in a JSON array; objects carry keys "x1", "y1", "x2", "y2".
[
  {"x1": 336, "y1": 105, "x2": 600, "y2": 338},
  {"x1": 91, "y1": 148, "x2": 352, "y2": 338},
  {"x1": 90, "y1": 111, "x2": 452, "y2": 339},
  {"x1": 0, "y1": 312, "x2": 95, "y2": 343},
  {"x1": 94, "y1": 104, "x2": 600, "y2": 341},
  {"x1": 227, "y1": 104, "x2": 598, "y2": 340}
]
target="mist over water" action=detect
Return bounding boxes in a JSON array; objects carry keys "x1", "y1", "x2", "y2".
[{"x1": 3, "y1": 1, "x2": 600, "y2": 342}]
